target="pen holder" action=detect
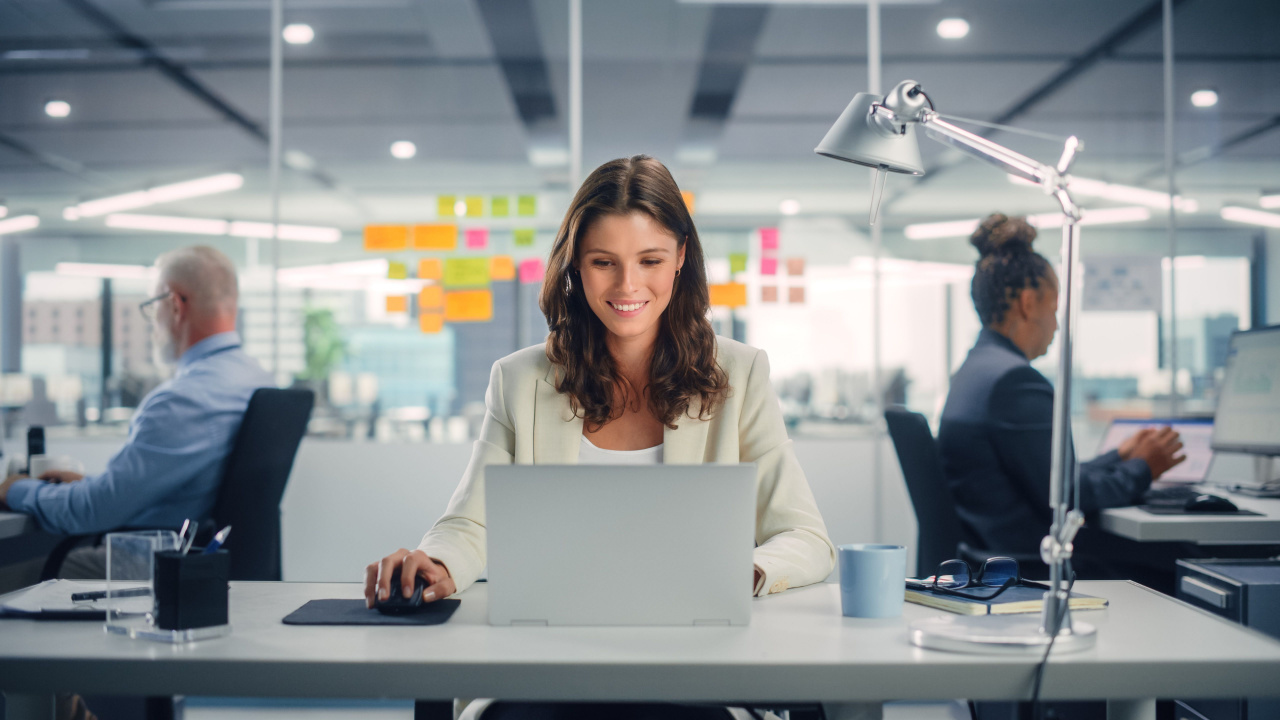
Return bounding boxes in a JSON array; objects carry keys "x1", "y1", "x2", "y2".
[{"x1": 154, "y1": 549, "x2": 230, "y2": 631}]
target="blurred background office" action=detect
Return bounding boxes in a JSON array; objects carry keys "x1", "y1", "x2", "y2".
[{"x1": 0, "y1": 0, "x2": 1277, "y2": 580}]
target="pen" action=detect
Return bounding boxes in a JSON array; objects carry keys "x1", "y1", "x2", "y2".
[
  {"x1": 71, "y1": 587, "x2": 151, "y2": 602},
  {"x1": 178, "y1": 519, "x2": 192, "y2": 555},
  {"x1": 181, "y1": 519, "x2": 198, "y2": 556},
  {"x1": 203, "y1": 525, "x2": 232, "y2": 554}
]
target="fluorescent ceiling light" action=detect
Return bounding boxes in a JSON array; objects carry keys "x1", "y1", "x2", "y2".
[
  {"x1": 278, "y1": 259, "x2": 389, "y2": 281},
  {"x1": 44, "y1": 100, "x2": 71, "y2": 118},
  {"x1": 72, "y1": 173, "x2": 244, "y2": 217},
  {"x1": 103, "y1": 213, "x2": 341, "y2": 243},
  {"x1": 0, "y1": 215, "x2": 39, "y2": 236},
  {"x1": 905, "y1": 206, "x2": 1150, "y2": 240},
  {"x1": 228, "y1": 221, "x2": 342, "y2": 243},
  {"x1": 1008, "y1": 174, "x2": 1197, "y2": 212},
  {"x1": 55, "y1": 262, "x2": 154, "y2": 280},
  {"x1": 905, "y1": 218, "x2": 980, "y2": 240},
  {"x1": 1190, "y1": 89, "x2": 1218, "y2": 108},
  {"x1": 282, "y1": 23, "x2": 315, "y2": 45},
  {"x1": 528, "y1": 146, "x2": 569, "y2": 167},
  {"x1": 1259, "y1": 194, "x2": 1280, "y2": 210},
  {"x1": 390, "y1": 141, "x2": 417, "y2": 160},
  {"x1": 0, "y1": 206, "x2": 7, "y2": 219},
  {"x1": 779, "y1": 199, "x2": 801, "y2": 216},
  {"x1": 1221, "y1": 206, "x2": 1280, "y2": 229},
  {"x1": 936, "y1": 18, "x2": 969, "y2": 39}
]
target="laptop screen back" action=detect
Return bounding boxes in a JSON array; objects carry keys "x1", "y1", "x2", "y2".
[{"x1": 1097, "y1": 418, "x2": 1215, "y2": 484}]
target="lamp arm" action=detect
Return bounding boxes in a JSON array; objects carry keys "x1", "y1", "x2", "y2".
[{"x1": 916, "y1": 112, "x2": 1057, "y2": 188}]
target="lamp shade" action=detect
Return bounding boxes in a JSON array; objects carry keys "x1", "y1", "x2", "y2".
[{"x1": 815, "y1": 93, "x2": 925, "y2": 176}]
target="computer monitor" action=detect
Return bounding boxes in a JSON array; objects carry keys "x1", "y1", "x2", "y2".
[{"x1": 1212, "y1": 325, "x2": 1280, "y2": 456}]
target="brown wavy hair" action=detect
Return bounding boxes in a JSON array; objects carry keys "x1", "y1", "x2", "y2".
[{"x1": 539, "y1": 155, "x2": 729, "y2": 430}]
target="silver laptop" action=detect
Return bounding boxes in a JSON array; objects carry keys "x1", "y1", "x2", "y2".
[{"x1": 485, "y1": 464, "x2": 756, "y2": 626}]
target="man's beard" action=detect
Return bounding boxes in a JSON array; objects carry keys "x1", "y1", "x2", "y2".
[{"x1": 152, "y1": 325, "x2": 179, "y2": 369}]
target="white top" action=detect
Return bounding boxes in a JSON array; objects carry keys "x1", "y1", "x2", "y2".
[{"x1": 578, "y1": 435, "x2": 663, "y2": 464}]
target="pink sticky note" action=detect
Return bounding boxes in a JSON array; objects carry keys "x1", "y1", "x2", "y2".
[
  {"x1": 759, "y1": 227, "x2": 779, "y2": 251},
  {"x1": 760, "y1": 257, "x2": 778, "y2": 276},
  {"x1": 519, "y1": 258, "x2": 545, "y2": 284},
  {"x1": 465, "y1": 227, "x2": 489, "y2": 249}
]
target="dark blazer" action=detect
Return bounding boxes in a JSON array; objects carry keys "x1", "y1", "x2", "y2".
[{"x1": 938, "y1": 329, "x2": 1152, "y2": 556}]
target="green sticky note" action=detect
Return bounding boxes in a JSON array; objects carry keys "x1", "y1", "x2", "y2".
[
  {"x1": 387, "y1": 261, "x2": 407, "y2": 279},
  {"x1": 443, "y1": 257, "x2": 491, "y2": 288},
  {"x1": 729, "y1": 253, "x2": 747, "y2": 274},
  {"x1": 514, "y1": 228, "x2": 536, "y2": 246},
  {"x1": 437, "y1": 195, "x2": 457, "y2": 218},
  {"x1": 465, "y1": 196, "x2": 484, "y2": 217},
  {"x1": 517, "y1": 195, "x2": 537, "y2": 217},
  {"x1": 492, "y1": 196, "x2": 510, "y2": 218}
]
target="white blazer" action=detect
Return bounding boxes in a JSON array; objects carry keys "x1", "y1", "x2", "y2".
[{"x1": 418, "y1": 336, "x2": 837, "y2": 597}]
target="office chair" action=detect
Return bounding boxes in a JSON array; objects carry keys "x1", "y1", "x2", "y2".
[{"x1": 40, "y1": 388, "x2": 314, "y2": 582}]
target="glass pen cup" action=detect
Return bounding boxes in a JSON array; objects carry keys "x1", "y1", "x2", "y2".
[{"x1": 103, "y1": 530, "x2": 231, "y2": 643}]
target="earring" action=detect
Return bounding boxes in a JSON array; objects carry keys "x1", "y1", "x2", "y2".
[{"x1": 564, "y1": 271, "x2": 574, "y2": 295}]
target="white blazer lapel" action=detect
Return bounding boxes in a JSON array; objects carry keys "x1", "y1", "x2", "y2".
[
  {"x1": 662, "y1": 395, "x2": 710, "y2": 465},
  {"x1": 534, "y1": 369, "x2": 583, "y2": 464}
]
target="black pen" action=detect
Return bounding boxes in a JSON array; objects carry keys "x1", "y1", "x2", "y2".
[{"x1": 71, "y1": 587, "x2": 151, "y2": 602}]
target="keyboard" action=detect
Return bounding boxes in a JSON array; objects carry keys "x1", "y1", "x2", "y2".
[{"x1": 1141, "y1": 485, "x2": 1201, "y2": 507}]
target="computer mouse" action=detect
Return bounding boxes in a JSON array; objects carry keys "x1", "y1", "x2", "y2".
[
  {"x1": 374, "y1": 568, "x2": 430, "y2": 614},
  {"x1": 1184, "y1": 494, "x2": 1238, "y2": 513}
]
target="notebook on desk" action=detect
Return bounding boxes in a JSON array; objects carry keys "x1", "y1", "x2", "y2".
[{"x1": 485, "y1": 464, "x2": 756, "y2": 627}]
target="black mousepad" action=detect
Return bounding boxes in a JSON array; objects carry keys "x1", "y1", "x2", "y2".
[
  {"x1": 282, "y1": 598, "x2": 461, "y2": 625},
  {"x1": 1140, "y1": 506, "x2": 1262, "y2": 516}
]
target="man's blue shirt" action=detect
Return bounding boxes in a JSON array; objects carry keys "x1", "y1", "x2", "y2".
[{"x1": 7, "y1": 332, "x2": 274, "y2": 535}]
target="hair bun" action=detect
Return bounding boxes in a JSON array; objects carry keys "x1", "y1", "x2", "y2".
[{"x1": 969, "y1": 213, "x2": 1037, "y2": 258}]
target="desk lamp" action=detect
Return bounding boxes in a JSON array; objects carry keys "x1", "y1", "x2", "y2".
[{"x1": 817, "y1": 79, "x2": 1095, "y2": 654}]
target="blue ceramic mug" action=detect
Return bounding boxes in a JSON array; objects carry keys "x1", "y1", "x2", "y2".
[{"x1": 838, "y1": 543, "x2": 907, "y2": 618}]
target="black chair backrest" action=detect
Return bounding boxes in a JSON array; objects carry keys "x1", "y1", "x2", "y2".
[
  {"x1": 210, "y1": 388, "x2": 314, "y2": 581},
  {"x1": 884, "y1": 407, "x2": 965, "y2": 578}
]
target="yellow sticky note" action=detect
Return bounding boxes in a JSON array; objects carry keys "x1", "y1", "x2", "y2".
[
  {"x1": 418, "y1": 258, "x2": 442, "y2": 281},
  {"x1": 363, "y1": 225, "x2": 408, "y2": 252},
  {"x1": 514, "y1": 228, "x2": 535, "y2": 246},
  {"x1": 387, "y1": 261, "x2": 407, "y2": 279},
  {"x1": 517, "y1": 195, "x2": 537, "y2": 216},
  {"x1": 413, "y1": 224, "x2": 457, "y2": 251},
  {"x1": 492, "y1": 196, "x2": 510, "y2": 218},
  {"x1": 419, "y1": 312, "x2": 444, "y2": 334},
  {"x1": 445, "y1": 290, "x2": 493, "y2": 322},
  {"x1": 385, "y1": 295, "x2": 408, "y2": 314},
  {"x1": 490, "y1": 255, "x2": 516, "y2": 281},
  {"x1": 437, "y1": 195, "x2": 457, "y2": 218},
  {"x1": 729, "y1": 253, "x2": 747, "y2": 274},
  {"x1": 681, "y1": 191, "x2": 695, "y2": 214},
  {"x1": 443, "y1": 257, "x2": 490, "y2": 288},
  {"x1": 418, "y1": 285, "x2": 444, "y2": 309},
  {"x1": 708, "y1": 282, "x2": 748, "y2": 308},
  {"x1": 465, "y1": 196, "x2": 484, "y2": 217}
]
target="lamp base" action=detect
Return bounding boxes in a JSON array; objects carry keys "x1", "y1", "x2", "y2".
[{"x1": 908, "y1": 614, "x2": 1097, "y2": 655}]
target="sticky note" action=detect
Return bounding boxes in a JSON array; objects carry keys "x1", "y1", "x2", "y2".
[
  {"x1": 681, "y1": 191, "x2": 695, "y2": 214},
  {"x1": 385, "y1": 295, "x2": 408, "y2": 314},
  {"x1": 444, "y1": 257, "x2": 490, "y2": 288},
  {"x1": 519, "y1": 258, "x2": 545, "y2": 284},
  {"x1": 418, "y1": 258, "x2": 442, "y2": 281},
  {"x1": 492, "y1": 196, "x2": 510, "y2": 218},
  {"x1": 514, "y1": 228, "x2": 536, "y2": 246},
  {"x1": 419, "y1": 312, "x2": 444, "y2": 334},
  {"x1": 517, "y1": 195, "x2": 537, "y2": 216},
  {"x1": 465, "y1": 227, "x2": 489, "y2": 250},
  {"x1": 786, "y1": 257, "x2": 806, "y2": 276},
  {"x1": 444, "y1": 290, "x2": 493, "y2": 322},
  {"x1": 437, "y1": 195, "x2": 457, "y2": 218},
  {"x1": 789, "y1": 286, "x2": 806, "y2": 304},
  {"x1": 761, "y1": 257, "x2": 778, "y2": 276},
  {"x1": 363, "y1": 225, "x2": 408, "y2": 252},
  {"x1": 413, "y1": 224, "x2": 457, "y2": 251},
  {"x1": 464, "y1": 196, "x2": 484, "y2": 217},
  {"x1": 418, "y1": 285, "x2": 444, "y2": 309},
  {"x1": 761, "y1": 285, "x2": 778, "y2": 303},
  {"x1": 387, "y1": 261, "x2": 407, "y2": 279},
  {"x1": 729, "y1": 253, "x2": 747, "y2": 274},
  {"x1": 760, "y1": 227, "x2": 779, "y2": 251},
  {"x1": 708, "y1": 283, "x2": 748, "y2": 308},
  {"x1": 490, "y1": 255, "x2": 516, "y2": 281}
]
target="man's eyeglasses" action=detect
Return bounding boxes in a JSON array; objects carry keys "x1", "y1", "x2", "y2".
[
  {"x1": 139, "y1": 291, "x2": 172, "y2": 321},
  {"x1": 905, "y1": 557, "x2": 1046, "y2": 601}
]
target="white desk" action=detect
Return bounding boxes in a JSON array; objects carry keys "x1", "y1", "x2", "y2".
[
  {"x1": 2, "y1": 581, "x2": 1279, "y2": 720},
  {"x1": 1099, "y1": 489, "x2": 1280, "y2": 544},
  {"x1": 0, "y1": 512, "x2": 36, "y2": 542}
]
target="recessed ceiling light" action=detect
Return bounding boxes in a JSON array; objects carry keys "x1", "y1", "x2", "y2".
[
  {"x1": 390, "y1": 141, "x2": 417, "y2": 159},
  {"x1": 45, "y1": 100, "x2": 71, "y2": 118},
  {"x1": 282, "y1": 23, "x2": 315, "y2": 45},
  {"x1": 779, "y1": 199, "x2": 801, "y2": 216},
  {"x1": 936, "y1": 18, "x2": 969, "y2": 40},
  {"x1": 1190, "y1": 89, "x2": 1218, "y2": 108}
]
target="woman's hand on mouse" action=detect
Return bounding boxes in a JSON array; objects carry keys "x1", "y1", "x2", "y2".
[{"x1": 364, "y1": 549, "x2": 455, "y2": 608}]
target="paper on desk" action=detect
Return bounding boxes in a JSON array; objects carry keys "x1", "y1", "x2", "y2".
[{"x1": 1, "y1": 579, "x2": 125, "y2": 614}]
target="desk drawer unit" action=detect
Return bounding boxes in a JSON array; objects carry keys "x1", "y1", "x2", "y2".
[{"x1": 1174, "y1": 559, "x2": 1280, "y2": 720}]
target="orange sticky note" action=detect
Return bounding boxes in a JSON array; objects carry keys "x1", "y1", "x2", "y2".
[
  {"x1": 419, "y1": 312, "x2": 444, "y2": 334},
  {"x1": 490, "y1": 255, "x2": 515, "y2": 281},
  {"x1": 681, "y1": 191, "x2": 695, "y2": 214},
  {"x1": 418, "y1": 285, "x2": 444, "y2": 309},
  {"x1": 385, "y1": 295, "x2": 408, "y2": 313},
  {"x1": 789, "y1": 286, "x2": 806, "y2": 304},
  {"x1": 418, "y1": 258, "x2": 442, "y2": 281},
  {"x1": 786, "y1": 257, "x2": 806, "y2": 276},
  {"x1": 708, "y1": 282, "x2": 748, "y2": 308},
  {"x1": 444, "y1": 290, "x2": 493, "y2": 322},
  {"x1": 364, "y1": 225, "x2": 408, "y2": 251},
  {"x1": 413, "y1": 224, "x2": 457, "y2": 251},
  {"x1": 761, "y1": 285, "x2": 778, "y2": 303}
]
